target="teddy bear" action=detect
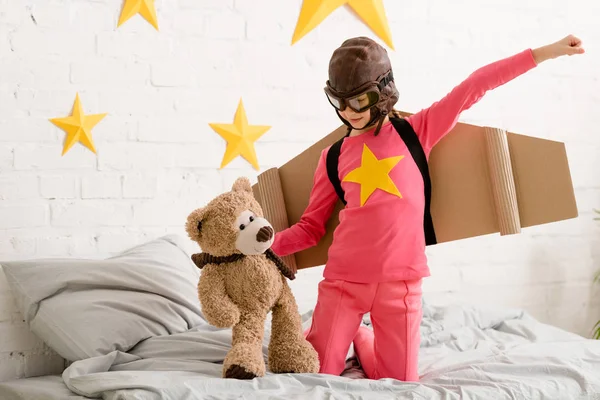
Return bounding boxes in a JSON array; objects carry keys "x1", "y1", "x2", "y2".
[{"x1": 185, "y1": 177, "x2": 320, "y2": 380}]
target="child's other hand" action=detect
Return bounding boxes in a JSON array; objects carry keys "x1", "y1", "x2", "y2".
[
  {"x1": 551, "y1": 35, "x2": 585, "y2": 57},
  {"x1": 533, "y1": 35, "x2": 585, "y2": 63}
]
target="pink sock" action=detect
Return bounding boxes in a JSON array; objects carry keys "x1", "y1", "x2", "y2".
[{"x1": 353, "y1": 325, "x2": 377, "y2": 379}]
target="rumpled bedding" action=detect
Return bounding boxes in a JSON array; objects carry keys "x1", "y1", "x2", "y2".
[{"x1": 51, "y1": 301, "x2": 600, "y2": 400}]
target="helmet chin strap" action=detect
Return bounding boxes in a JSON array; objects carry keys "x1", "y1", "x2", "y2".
[{"x1": 372, "y1": 110, "x2": 387, "y2": 136}]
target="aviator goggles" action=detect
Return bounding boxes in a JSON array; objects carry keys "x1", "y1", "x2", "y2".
[{"x1": 324, "y1": 71, "x2": 394, "y2": 113}]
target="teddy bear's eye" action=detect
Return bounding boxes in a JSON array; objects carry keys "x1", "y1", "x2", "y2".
[
  {"x1": 249, "y1": 216, "x2": 254, "y2": 222},
  {"x1": 239, "y1": 224, "x2": 246, "y2": 230}
]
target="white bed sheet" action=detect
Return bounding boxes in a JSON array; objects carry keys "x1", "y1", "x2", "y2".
[
  {"x1": 2, "y1": 302, "x2": 600, "y2": 400},
  {"x1": 0, "y1": 375, "x2": 86, "y2": 400}
]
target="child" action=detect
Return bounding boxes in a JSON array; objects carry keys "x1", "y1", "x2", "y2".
[{"x1": 271, "y1": 34, "x2": 584, "y2": 381}]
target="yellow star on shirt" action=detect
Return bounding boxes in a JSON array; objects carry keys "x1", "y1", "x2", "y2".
[
  {"x1": 117, "y1": 0, "x2": 159, "y2": 30},
  {"x1": 292, "y1": 0, "x2": 394, "y2": 49},
  {"x1": 342, "y1": 143, "x2": 404, "y2": 206},
  {"x1": 49, "y1": 93, "x2": 107, "y2": 156},
  {"x1": 209, "y1": 99, "x2": 271, "y2": 171}
]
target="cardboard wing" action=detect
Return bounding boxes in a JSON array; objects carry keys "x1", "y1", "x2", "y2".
[{"x1": 252, "y1": 112, "x2": 578, "y2": 270}]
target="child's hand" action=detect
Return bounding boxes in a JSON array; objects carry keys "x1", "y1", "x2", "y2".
[{"x1": 533, "y1": 35, "x2": 585, "y2": 64}]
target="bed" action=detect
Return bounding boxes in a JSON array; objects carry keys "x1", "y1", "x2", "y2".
[{"x1": 1, "y1": 235, "x2": 599, "y2": 400}]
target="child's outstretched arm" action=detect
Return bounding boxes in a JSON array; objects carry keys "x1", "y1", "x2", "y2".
[
  {"x1": 407, "y1": 34, "x2": 584, "y2": 153},
  {"x1": 271, "y1": 148, "x2": 339, "y2": 257}
]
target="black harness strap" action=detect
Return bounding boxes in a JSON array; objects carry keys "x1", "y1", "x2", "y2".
[
  {"x1": 389, "y1": 117, "x2": 437, "y2": 246},
  {"x1": 325, "y1": 117, "x2": 437, "y2": 245},
  {"x1": 326, "y1": 136, "x2": 348, "y2": 205}
]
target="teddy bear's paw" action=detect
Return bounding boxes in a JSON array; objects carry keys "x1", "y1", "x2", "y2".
[
  {"x1": 223, "y1": 344, "x2": 266, "y2": 379},
  {"x1": 268, "y1": 339, "x2": 320, "y2": 374},
  {"x1": 225, "y1": 364, "x2": 258, "y2": 380}
]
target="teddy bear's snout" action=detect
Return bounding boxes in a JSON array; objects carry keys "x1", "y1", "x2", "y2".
[{"x1": 256, "y1": 226, "x2": 274, "y2": 242}]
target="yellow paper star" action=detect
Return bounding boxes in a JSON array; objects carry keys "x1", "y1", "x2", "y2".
[
  {"x1": 117, "y1": 0, "x2": 159, "y2": 30},
  {"x1": 49, "y1": 93, "x2": 107, "y2": 156},
  {"x1": 209, "y1": 99, "x2": 271, "y2": 171},
  {"x1": 342, "y1": 143, "x2": 404, "y2": 206},
  {"x1": 292, "y1": 0, "x2": 394, "y2": 49}
]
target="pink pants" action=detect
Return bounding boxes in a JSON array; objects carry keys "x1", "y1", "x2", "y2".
[{"x1": 305, "y1": 278, "x2": 422, "y2": 381}]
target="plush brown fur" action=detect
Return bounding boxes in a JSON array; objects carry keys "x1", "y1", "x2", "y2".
[{"x1": 185, "y1": 177, "x2": 319, "y2": 379}]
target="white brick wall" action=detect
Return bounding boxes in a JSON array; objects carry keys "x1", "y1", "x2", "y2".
[{"x1": 1, "y1": 0, "x2": 599, "y2": 382}]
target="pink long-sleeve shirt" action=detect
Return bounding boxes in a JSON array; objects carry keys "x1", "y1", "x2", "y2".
[{"x1": 272, "y1": 49, "x2": 538, "y2": 283}]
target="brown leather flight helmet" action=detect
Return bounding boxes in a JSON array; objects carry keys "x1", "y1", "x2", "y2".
[{"x1": 325, "y1": 36, "x2": 399, "y2": 135}]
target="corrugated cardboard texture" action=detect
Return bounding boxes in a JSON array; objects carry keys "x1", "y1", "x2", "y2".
[{"x1": 253, "y1": 114, "x2": 578, "y2": 269}]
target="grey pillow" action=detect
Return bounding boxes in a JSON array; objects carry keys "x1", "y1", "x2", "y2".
[{"x1": 2, "y1": 234, "x2": 204, "y2": 362}]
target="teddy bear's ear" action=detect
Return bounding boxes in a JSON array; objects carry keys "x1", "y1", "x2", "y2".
[
  {"x1": 231, "y1": 177, "x2": 252, "y2": 193},
  {"x1": 185, "y1": 207, "x2": 205, "y2": 242}
]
